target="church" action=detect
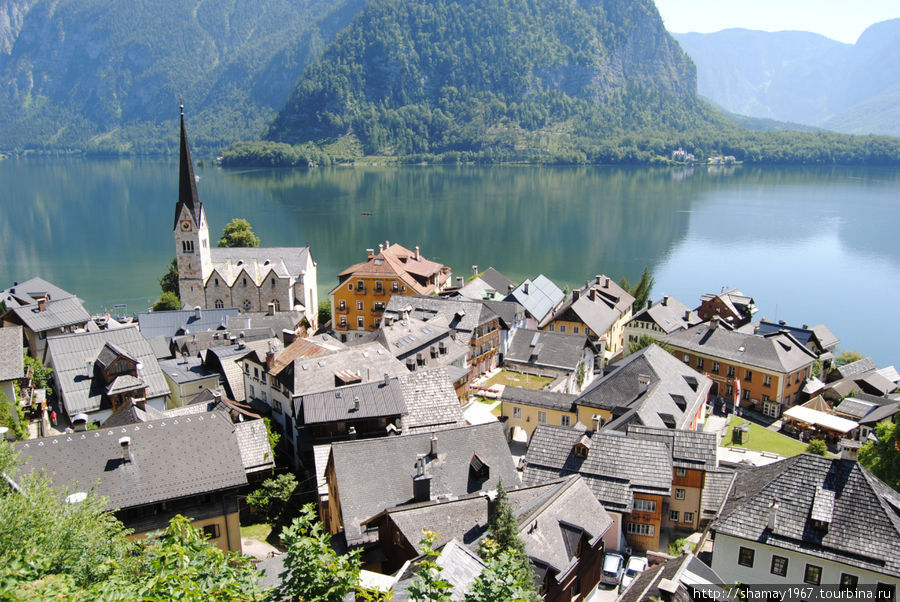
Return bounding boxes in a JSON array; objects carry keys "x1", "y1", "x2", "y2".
[{"x1": 173, "y1": 108, "x2": 318, "y2": 328}]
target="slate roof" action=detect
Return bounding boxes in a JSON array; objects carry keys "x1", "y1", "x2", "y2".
[
  {"x1": 282, "y1": 342, "x2": 407, "y2": 396},
  {"x1": 0, "y1": 326, "x2": 24, "y2": 381},
  {"x1": 392, "y1": 539, "x2": 485, "y2": 602},
  {"x1": 478, "y1": 268, "x2": 515, "y2": 295},
  {"x1": 523, "y1": 425, "x2": 672, "y2": 512},
  {"x1": 833, "y1": 397, "x2": 877, "y2": 420},
  {"x1": 106, "y1": 375, "x2": 146, "y2": 395},
  {"x1": 1, "y1": 277, "x2": 75, "y2": 309},
  {"x1": 835, "y1": 357, "x2": 877, "y2": 380},
  {"x1": 507, "y1": 275, "x2": 564, "y2": 323},
  {"x1": 298, "y1": 377, "x2": 408, "y2": 425},
  {"x1": 158, "y1": 356, "x2": 219, "y2": 385},
  {"x1": 375, "y1": 315, "x2": 468, "y2": 369},
  {"x1": 172, "y1": 327, "x2": 276, "y2": 356},
  {"x1": 208, "y1": 246, "x2": 312, "y2": 289},
  {"x1": 578, "y1": 345, "x2": 710, "y2": 430},
  {"x1": 480, "y1": 299, "x2": 524, "y2": 329},
  {"x1": 505, "y1": 329, "x2": 590, "y2": 371},
  {"x1": 618, "y1": 554, "x2": 725, "y2": 602},
  {"x1": 541, "y1": 276, "x2": 634, "y2": 335},
  {"x1": 712, "y1": 454, "x2": 900, "y2": 578},
  {"x1": 629, "y1": 296, "x2": 701, "y2": 334},
  {"x1": 16, "y1": 412, "x2": 247, "y2": 510},
  {"x1": 328, "y1": 422, "x2": 518, "y2": 545},
  {"x1": 224, "y1": 310, "x2": 304, "y2": 334},
  {"x1": 47, "y1": 328, "x2": 169, "y2": 416},
  {"x1": 398, "y1": 368, "x2": 466, "y2": 434},
  {"x1": 6, "y1": 297, "x2": 90, "y2": 333},
  {"x1": 205, "y1": 338, "x2": 279, "y2": 402},
  {"x1": 136, "y1": 308, "x2": 238, "y2": 339},
  {"x1": 625, "y1": 424, "x2": 718, "y2": 471},
  {"x1": 174, "y1": 110, "x2": 203, "y2": 230},
  {"x1": 858, "y1": 371, "x2": 896, "y2": 396},
  {"x1": 500, "y1": 386, "x2": 577, "y2": 413},
  {"x1": 662, "y1": 324, "x2": 816, "y2": 374},
  {"x1": 384, "y1": 295, "x2": 499, "y2": 346},
  {"x1": 857, "y1": 401, "x2": 900, "y2": 426},
  {"x1": 233, "y1": 419, "x2": 275, "y2": 474},
  {"x1": 701, "y1": 468, "x2": 737, "y2": 521},
  {"x1": 810, "y1": 324, "x2": 840, "y2": 350}
]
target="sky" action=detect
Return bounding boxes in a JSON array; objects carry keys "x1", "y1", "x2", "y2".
[{"x1": 653, "y1": 0, "x2": 900, "y2": 44}]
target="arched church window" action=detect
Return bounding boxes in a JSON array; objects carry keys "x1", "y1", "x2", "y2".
[
  {"x1": 242, "y1": 299, "x2": 251, "y2": 310},
  {"x1": 270, "y1": 299, "x2": 280, "y2": 312},
  {"x1": 215, "y1": 299, "x2": 224, "y2": 309}
]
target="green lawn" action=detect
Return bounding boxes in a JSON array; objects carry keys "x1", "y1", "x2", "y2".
[
  {"x1": 720, "y1": 416, "x2": 809, "y2": 457},
  {"x1": 240, "y1": 522, "x2": 274, "y2": 543},
  {"x1": 482, "y1": 370, "x2": 553, "y2": 390}
]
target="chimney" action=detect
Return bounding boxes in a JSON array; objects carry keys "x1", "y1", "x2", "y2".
[
  {"x1": 663, "y1": 296, "x2": 669, "y2": 306},
  {"x1": 413, "y1": 466, "x2": 432, "y2": 502},
  {"x1": 595, "y1": 275, "x2": 602, "y2": 285},
  {"x1": 457, "y1": 277, "x2": 464, "y2": 288},
  {"x1": 37, "y1": 297, "x2": 47, "y2": 312},
  {"x1": 119, "y1": 437, "x2": 132, "y2": 463},
  {"x1": 779, "y1": 320, "x2": 786, "y2": 326},
  {"x1": 194, "y1": 306, "x2": 201, "y2": 319},
  {"x1": 802, "y1": 324, "x2": 809, "y2": 330},
  {"x1": 266, "y1": 350, "x2": 276, "y2": 371},
  {"x1": 647, "y1": 299, "x2": 653, "y2": 310},
  {"x1": 508, "y1": 284, "x2": 514, "y2": 293},
  {"x1": 414, "y1": 246, "x2": 420, "y2": 261},
  {"x1": 573, "y1": 290, "x2": 580, "y2": 301},
  {"x1": 348, "y1": 426, "x2": 357, "y2": 440},
  {"x1": 592, "y1": 414, "x2": 602, "y2": 432},
  {"x1": 353, "y1": 396, "x2": 360, "y2": 412},
  {"x1": 684, "y1": 310, "x2": 691, "y2": 322},
  {"x1": 385, "y1": 240, "x2": 390, "y2": 249},
  {"x1": 768, "y1": 497, "x2": 779, "y2": 530},
  {"x1": 605, "y1": 277, "x2": 610, "y2": 288},
  {"x1": 282, "y1": 329, "x2": 297, "y2": 346},
  {"x1": 523, "y1": 282, "x2": 529, "y2": 294},
  {"x1": 366, "y1": 248, "x2": 375, "y2": 259},
  {"x1": 839, "y1": 439, "x2": 860, "y2": 461},
  {"x1": 384, "y1": 373, "x2": 391, "y2": 386},
  {"x1": 378, "y1": 243, "x2": 384, "y2": 253},
  {"x1": 754, "y1": 323, "x2": 760, "y2": 335},
  {"x1": 710, "y1": 316, "x2": 719, "y2": 330},
  {"x1": 267, "y1": 302, "x2": 276, "y2": 316},
  {"x1": 472, "y1": 265, "x2": 478, "y2": 276},
  {"x1": 430, "y1": 433, "x2": 438, "y2": 457}
]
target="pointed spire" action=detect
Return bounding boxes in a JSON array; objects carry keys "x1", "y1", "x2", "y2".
[{"x1": 174, "y1": 103, "x2": 203, "y2": 230}]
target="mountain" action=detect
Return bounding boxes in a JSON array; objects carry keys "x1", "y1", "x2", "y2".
[
  {"x1": 674, "y1": 19, "x2": 900, "y2": 136},
  {"x1": 264, "y1": 0, "x2": 725, "y2": 157},
  {"x1": 0, "y1": 0, "x2": 369, "y2": 153}
]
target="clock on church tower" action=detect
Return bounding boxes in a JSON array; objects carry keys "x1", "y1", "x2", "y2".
[{"x1": 180, "y1": 219, "x2": 192, "y2": 232}]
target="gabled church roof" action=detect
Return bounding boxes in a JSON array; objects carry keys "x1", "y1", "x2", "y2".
[{"x1": 173, "y1": 106, "x2": 203, "y2": 230}]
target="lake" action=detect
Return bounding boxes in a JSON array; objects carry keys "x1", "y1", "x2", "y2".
[{"x1": 2, "y1": 159, "x2": 898, "y2": 368}]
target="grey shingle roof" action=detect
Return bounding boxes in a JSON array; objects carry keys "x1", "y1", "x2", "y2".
[
  {"x1": 329, "y1": 422, "x2": 519, "y2": 545},
  {"x1": 225, "y1": 310, "x2": 304, "y2": 334},
  {"x1": 375, "y1": 315, "x2": 469, "y2": 370},
  {"x1": 579, "y1": 345, "x2": 710, "y2": 430},
  {"x1": 479, "y1": 268, "x2": 515, "y2": 294},
  {"x1": 136, "y1": 308, "x2": 238, "y2": 339},
  {"x1": 16, "y1": 412, "x2": 247, "y2": 510},
  {"x1": 1, "y1": 277, "x2": 74, "y2": 308},
  {"x1": 629, "y1": 296, "x2": 701, "y2": 334},
  {"x1": 208, "y1": 246, "x2": 311, "y2": 287},
  {"x1": 7, "y1": 297, "x2": 90, "y2": 333},
  {"x1": 618, "y1": 554, "x2": 724, "y2": 602},
  {"x1": 712, "y1": 454, "x2": 900, "y2": 578},
  {"x1": 662, "y1": 324, "x2": 817, "y2": 374},
  {"x1": 106, "y1": 375, "x2": 146, "y2": 395},
  {"x1": 505, "y1": 329, "x2": 590, "y2": 371},
  {"x1": 541, "y1": 276, "x2": 634, "y2": 336},
  {"x1": 234, "y1": 419, "x2": 275, "y2": 474},
  {"x1": 384, "y1": 295, "x2": 499, "y2": 346},
  {"x1": 836, "y1": 357, "x2": 877, "y2": 379},
  {"x1": 626, "y1": 424, "x2": 718, "y2": 470},
  {"x1": 833, "y1": 397, "x2": 877, "y2": 419},
  {"x1": 480, "y1": 299, "x2": 524, "y2": 329},
  {"x1": 299, "y1": 377, "x2": 407, "y2": 425},
  {"x1": 523, "y1": 425, "x2": 672, "y2": 512},
  {"x1": 500, "y1": 386, "x2": 577, "y2": 412},
  {"x1": 285, "y1": 342, "x2": 407, "y2": 396},
  {"x1": 507, "y1": 275, "x2": 564, "y2": 323},
  {"x1": 857, "y1": 401, "x2": 900, "y2": 426},
  {"x1": 392, "y1": 539, "x2": 485, "y2": 602},
  {"x1": 0, "y1": 326, "x2": 24, "y2": 382},
  {"x1": 701, "y1": 468, "x2": 737, "y2": 521},
  {"x1": 398, "y1": 368, "x2": 466, "y2": 434},
  {"x1": 158, "y1": 356, "x2": 219, "y2": 385},
  {"x1": 47, "y1": 328, "x2": 170, "y2": 416}
]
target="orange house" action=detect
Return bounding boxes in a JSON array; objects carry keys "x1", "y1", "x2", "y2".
[{"x1": 330, "y1": 242, "x2": 451, "y2": 340}]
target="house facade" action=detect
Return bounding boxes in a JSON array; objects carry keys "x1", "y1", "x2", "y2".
[
  {"x1": 174, "y1": 109, "x2": 317, "y2": 325},
  {"x1": 663, "y1": 319, "x2": 816, "y2": 418},
  {"x1": 330, "y1": 243, "x2": 451, "y2": 337},
  {"x1": 624, "y1": 295, "x2": 701, "y2": 356},
  {"x1": 2, "y1": 296, "x2": 92, "y2": 362}
]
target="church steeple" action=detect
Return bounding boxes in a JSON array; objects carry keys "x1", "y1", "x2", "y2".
[{"x1": 173, "y1": 104, "x2": 203, "y2": 230}]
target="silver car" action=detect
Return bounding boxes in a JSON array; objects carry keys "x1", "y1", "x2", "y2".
[
  {"x1": 620, "y1": 555, "x2": 649, "y2": 591},
  {"x1": 600, "y1": 552, "x2": 625, "y2": 586}
]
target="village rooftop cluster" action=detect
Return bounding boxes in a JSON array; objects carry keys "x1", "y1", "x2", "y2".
[{"x1": 0, "y1": 116, "x2": 898, "y2": 600}]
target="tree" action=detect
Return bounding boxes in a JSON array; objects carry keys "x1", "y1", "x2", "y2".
[
  {"x1": 859, "y1": 416, "x2": 900, "y2": 491},
  {"x1": 628, "y1": 335, "x2": 671, "y2": 356},
  {"x1": 0, "y1": 391, "x2": 27, "y2": 440},
  {"x1": 482, "y1": 482, "x2": 527, "y2": 559},
  {"x1": 407, "y1": 530, "x2": 453, "y2": 602},
  {"x1": 619, "y1": 266, "x2": 654, "y2": 312},
  {"x1": 218, "y1": 218, "x2": 260, "y2": 248},
  {"x1": 805, "y1": 439, "x2": 827, "y2": 456},
  {"x1": 152, "y1": 291, "x2": 181, "y2": 311},
  {"x1": 467, "y1": 545, "x2": 539, "y2": 602},
  {"x1": 834, "y1": 350, "x2": 864, "y2": 366},
  {"x1": 159, "y1": 257, "x2": 180, "y2": 298},
  {"x1": 263, "y1": 417, "x2": 280, "y2": 458},
  {"x1": 318, "y1": 299, "x2": 332, "y2": 327},
  {"x1": 275, "y1": 504, "x2": 361, "y2": 602},
  {"x1": 246, "y1": 472, "x2": 297, "y2": 527},
  {"x1": 23, "y1": 354, "x2": 53, "y2": 398}
]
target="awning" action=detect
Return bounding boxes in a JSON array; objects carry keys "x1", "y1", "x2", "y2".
[{"x1": 783, "y1": 406, "x2": 858, "y2": 434}]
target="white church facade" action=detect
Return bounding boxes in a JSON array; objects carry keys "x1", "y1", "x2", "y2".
[{"x1": 173, "y1": 109, "x2": 318, "y2": 328}]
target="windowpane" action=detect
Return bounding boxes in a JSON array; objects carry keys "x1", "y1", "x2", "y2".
[
  {"x1": 770, "y1": 555, "x2": 788, "y2": 577},
  {"x1": 804, "y1": 565, "x2": 822, "y2": 586},
  {"x1": 738, "y1": 547, "x2": 755, "y2": 567}
]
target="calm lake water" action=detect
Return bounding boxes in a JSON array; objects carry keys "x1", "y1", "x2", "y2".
[{"x1": 2, "y1": 159, "x2": 898, "y2": 367}]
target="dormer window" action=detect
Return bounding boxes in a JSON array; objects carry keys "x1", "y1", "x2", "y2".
[
  {"x1": 573, "y1": 434, "x2": 592, "y2": 459},
  {"x1": 469, "y1": 453, "x2": 490, "y2": 481}
]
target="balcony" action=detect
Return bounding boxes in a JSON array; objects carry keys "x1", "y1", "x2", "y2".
[
  {"x1": 335, "y1": 322, "x2": 349, "y2": 331},
  {"x1": 335, "y1": 305, "x2": 349, "y2": 314},
  {"x1": 372, "y1": 304, "x2": 386, "y2": 314},
  {"x1": 354, "y1": 287, "x2": 367, "y2": 295},
  {"x1": 373, "y1": 287, "x2": 385, "y2": 296}
]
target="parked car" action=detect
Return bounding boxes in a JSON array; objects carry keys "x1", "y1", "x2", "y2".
[
  {"x1": 600, "y1": 552, "x2": 625, "y2": 586},
  {"x1": 620, "y1": 555, "x2": 649, "y2": 591}
]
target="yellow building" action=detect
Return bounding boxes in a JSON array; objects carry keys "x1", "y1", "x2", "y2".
[
  {"x1": 540, "y1": 275, "x2": 634, "y2": 359},
  {"x1": 500, "y1": 386, "x2": 578, "y2": 439},
  {"x1": 330, "y1": 243, "x2": 451, "y2": 340}
]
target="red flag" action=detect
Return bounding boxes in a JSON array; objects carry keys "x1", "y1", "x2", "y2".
[{"x1": 733, "y1": 379, "x2": 741, "y2": 408}]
